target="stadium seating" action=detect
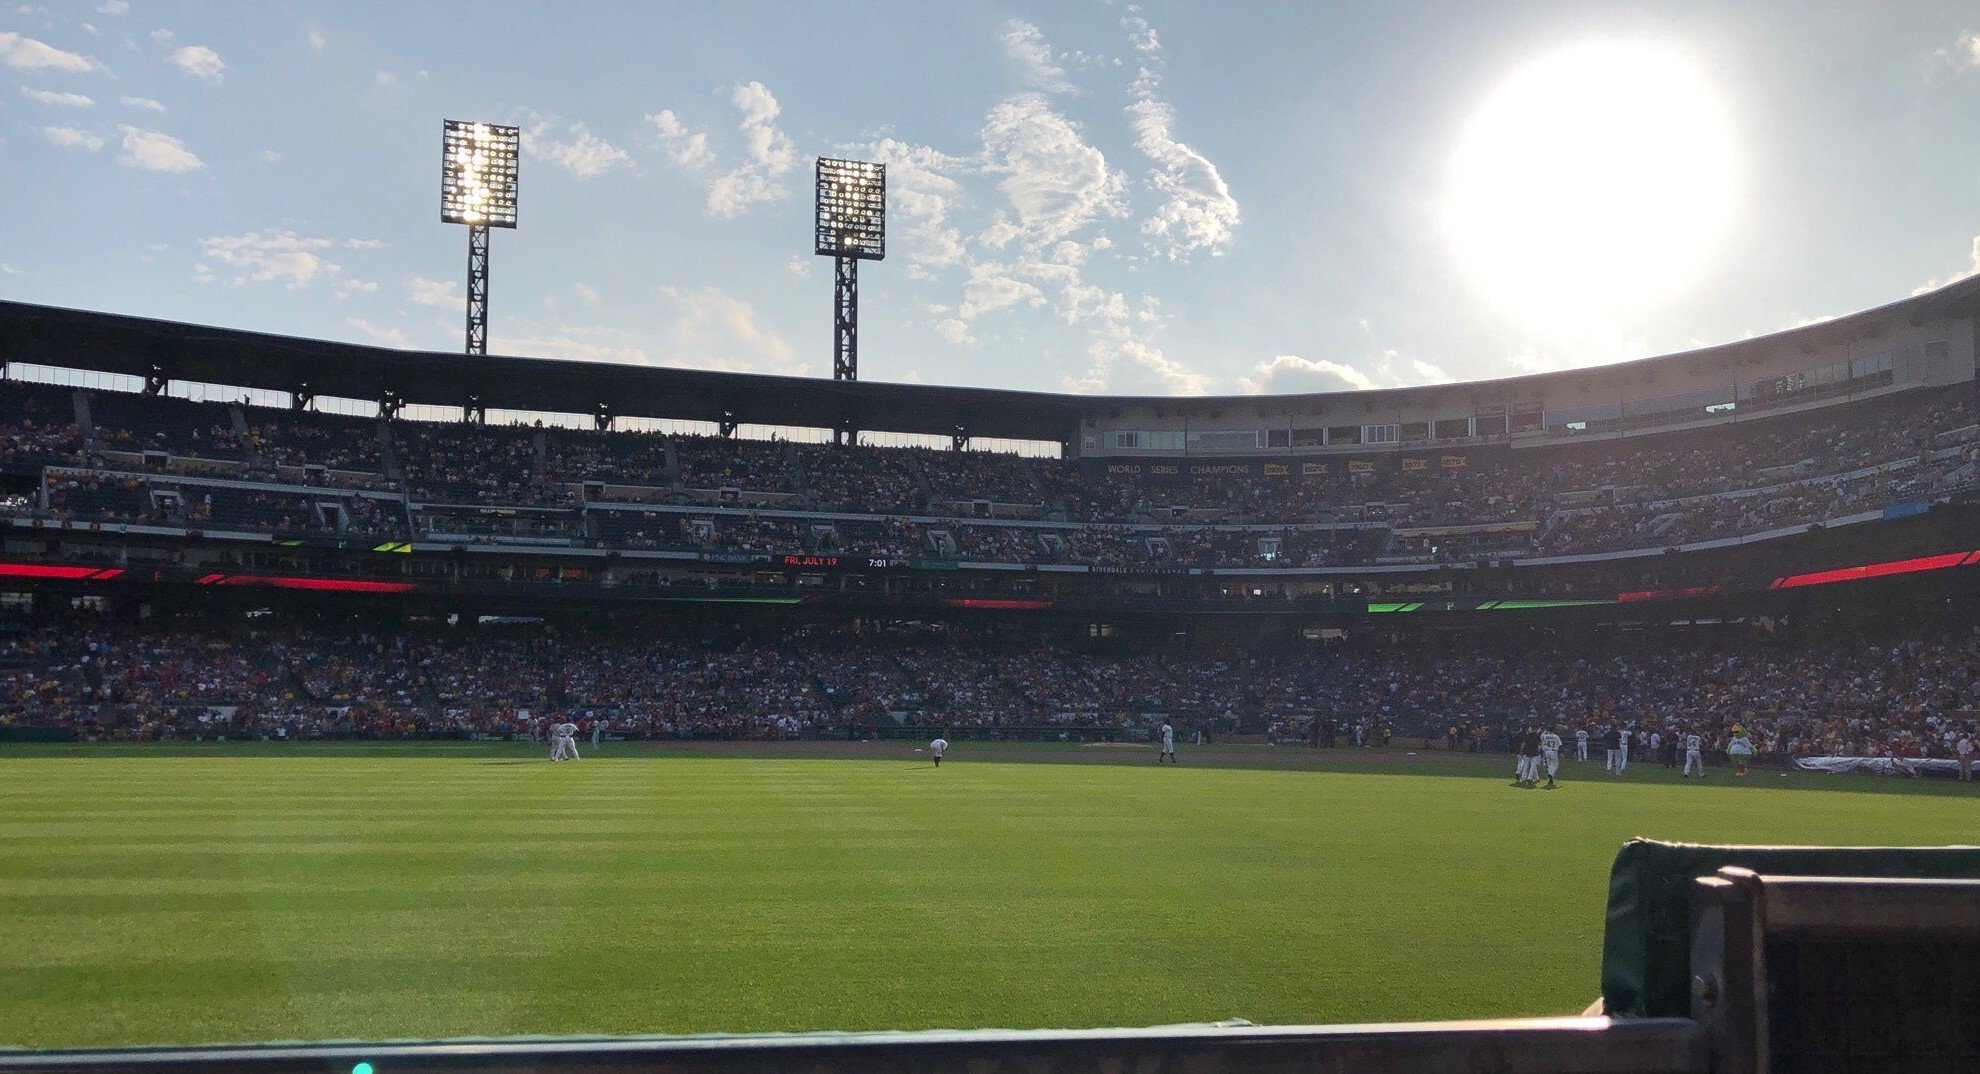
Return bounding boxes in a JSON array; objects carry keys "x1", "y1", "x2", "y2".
[
  {"x1": 2, "y1": 622, "x2": 1973, "y2": 757},
  {"x1": 0, "y1": 380, "x2": 1970, "y2": 567}
]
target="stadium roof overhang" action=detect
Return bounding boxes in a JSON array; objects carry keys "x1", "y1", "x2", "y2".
[
  {"x1": 2, "y1": 274, "x2": 1977, "y2": 440},
  {"x1": 0, "y1": 301, "x2": 1085, "y2": 442}
]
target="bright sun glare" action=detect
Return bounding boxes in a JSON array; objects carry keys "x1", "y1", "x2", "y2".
[{"x1": 1446, "y1": 42, "x2": 1737, "y2": 334}]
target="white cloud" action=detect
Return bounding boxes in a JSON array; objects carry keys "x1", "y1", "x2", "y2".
[
  {"x1": 0, "y1": 263, "x2": 20, "y2": 276},
  {"x1": 1075, "y1": 320, "x2": 1209, "y2": 395},
  {"x1": 260, "y1": 148, "x2": 280, "y2": 163},
  {"x1": 405, "y1": 276, "x2": 461, "y2": 309},
  {"x1": 1000, "y1": 19, "x2": 1073, "y2": 94},
  {"x1": 934, "y1": 318, "x2": 975, "y2": 347},
  {"x1": 1237, "y1": 351, "x2": 1453, "y2": 395},
  {"x1": 706, "y1": 170, "x2": 780, "y2": 217},
  {"x1": 812, "y1": 38, "x2": 1213, "y2": 394},
  {"x1": 977, "y1": 217, "x2": 1022, "y2": 249},
  {"x1": 731, "y1": 80, "x2": 794, "y2": 173},
  {"x1": 198, "y1": 230, "x2": 383, "y2": 289},
  {"x1": 306, "y1": 26, "x2": 325, "y2": 54},
  {"x1": 497, "y1": 292, "x2": 803, "y2": 373},
  {"x1": 116, "y1": 125, "x2": 202, "y2": 172},
  {"x1": 1127, "y1": 94, "x2": 1239, "y2": 259},
  {"x1": 1238, "y1": 355, "x2": 1375, "y2": 394},
  {"x1": 1118, "y1": 9, "x2": 1239, "y2": 262},
  {"x1": 1938, "y1": 32, "x2": 1980, "y2": 70},
  {"x1": 346, "y1": 317, "x2": 411, "y2": 348},
  {"x1": 1409, "y1": 359, "x2": 1454, "y2": 384},
  {"x1": 645, "y1": 108, "x2": 713, "y2": 168},
  {"x1": 23, "y1": 87, "x2": 91, "y2": 107},
  {"x1": 374, "y1": 70, "x2": 395, "y2": 88},
  {"x1": 120, "y1": 95, "x2": 163, "y2": 112},
  {"x1": 149, "y1": 28, "x2": 171, "y2": 44},
  {"x1": 1000, "y1": 241, "x2": 1204, "y2": 394},
  {"x1": 497, "y1": 333, "x2": 653, "y2": 365},
  {"x1": 0, "y1": 31, "x2": 100, "y2": 72},
  {"x1": 1121, "y1": 10, "x2": 1161, "y2": 58},
  {"x1": 96, "y1": 0, "x2": 127, "y2": 13},
  {"x1": 862, "y1": 137, "x2": 971, "y2": 274},
  {"x1": 200, "y1": 232, "x2": 333, "y2": 288},
  {"x1": 519, "y1": 114, "x2": 631, "y2": 179},
  {"x1": 38, "y1": 125, "x2": 103, "y2": 151},
  {"x1": 573, "y1": 282, "x2": 600, "y2": 307},
  {"x1": 836, "y1": 88, "x2": 1202, "y2": 393},
  {"x1": 663, "y1": 284, "x2": 804, "y2": 374},
  {"x1": 1912, "y1": 234, "x2": 1980, "y2": 295},
  {"x1": 785, "y1": 255, "x2": 813, "y2": 278},
  {"x1": 958, "y1": 261, "x2": 1047, "y2": 320},
  {"x1": 978, "y1": 93, "x2": 1127, "y2": 248},
  {"x1": 168, "y1": 44, "x2": 225, "y2": 84},
  {"x1": 706, "y1": 80, "x2": 795, "y2": 217}
]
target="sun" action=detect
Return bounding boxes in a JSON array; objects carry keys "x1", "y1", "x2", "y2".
[{"x1": 1445, "y1": 42, "x2": 1737, "y2": 334}]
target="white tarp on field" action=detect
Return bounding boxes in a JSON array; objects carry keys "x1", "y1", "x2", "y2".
[{"x1": 1795, "y1": 756, "x2": 1964, "y2": 776}]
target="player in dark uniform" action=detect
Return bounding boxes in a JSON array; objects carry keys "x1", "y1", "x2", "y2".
[{"x1": 1513, "y1": 724, "x2": 1544, "y2": 788}]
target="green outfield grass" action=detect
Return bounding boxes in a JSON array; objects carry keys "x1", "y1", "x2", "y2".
[{"x1": 1, "y1": 742, "x2": 1974, "y2": 1049}]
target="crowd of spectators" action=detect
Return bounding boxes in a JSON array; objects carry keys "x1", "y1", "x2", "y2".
[
  {"x1": 0, "y1": 386, "x2": 82, "y2": 468},
  {"x1": 3, "y1": 620, "x2": 1974, "y2": 768},
  {"x1": 87, "y1": 393, "x2": 250, "y2": 460},
  {"x1": 393, "y1": 424, "x2": 552, "y2": 506},
  {"x1": 673, "y1": 434, "x2": 798, "y2": 494},
  {"x1": 245, "y1": 414, "x2": 384, "y2": 475},
  {"x1": 797, "y1": 443, "x2": 927, "y2": 514},
  {"x1": 1, "y1": 380, "x2": 1974, "y2": 561}
]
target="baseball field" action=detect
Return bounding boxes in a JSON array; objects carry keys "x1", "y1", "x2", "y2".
[{"x1": 1, "y1": 740, "x2": 1974, "y2": 1050}]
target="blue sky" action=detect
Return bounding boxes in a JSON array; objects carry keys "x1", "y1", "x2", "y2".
[{"x1": 2, "y1": 1, "x2": 1979, "y2": 397}]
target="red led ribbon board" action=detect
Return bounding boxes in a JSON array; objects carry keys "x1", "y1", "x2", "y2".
[
  {"x1": 198, "y1": 573, "x2": 416, "y2": 593},
  {"x1": 0, "y1": 563, "x2": 123, "y2": 580},
  {"x1": 1769, "y1": 551, "x2": 1980, "y2": 590}
]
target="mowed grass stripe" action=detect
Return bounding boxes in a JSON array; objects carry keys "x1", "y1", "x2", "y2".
[{"x1": 1, "y1": 751, "x2": 1975, "y2": 1048}]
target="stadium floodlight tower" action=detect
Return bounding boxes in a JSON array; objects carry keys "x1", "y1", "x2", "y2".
[
  {"x1": 814, "y1": 157, "x2": 886, "y2": 444},
  {"x1": 440, "y1": 119, "x2": 520, "y2": 356}
]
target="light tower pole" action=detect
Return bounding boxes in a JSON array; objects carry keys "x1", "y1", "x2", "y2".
[
  {"x1": 440, "y1": 120, "x2": 520, "y2": 355},
  {"x1": 814, "y1": 158, "x2": 886, "y2": 443}
]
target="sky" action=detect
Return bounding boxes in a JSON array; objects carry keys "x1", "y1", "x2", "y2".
[{"x1": 2, "y1": 1, "x2": 1979, "y2": 400}]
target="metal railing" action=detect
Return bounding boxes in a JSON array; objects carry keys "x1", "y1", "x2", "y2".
[{"x1": 0, "y1": 1017, "x2": 1708, "y2": 1074}]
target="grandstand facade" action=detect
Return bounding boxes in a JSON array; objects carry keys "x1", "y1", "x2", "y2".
[{"x1": 0, "y1": 280, "x2": 1974, "y2": 622}]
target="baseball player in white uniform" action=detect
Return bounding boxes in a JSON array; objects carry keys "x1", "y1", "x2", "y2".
[
  {"x1": 1682, "y1": 731, "x2": 1704, "y2": 778},
  {"x1": 1158, "y1": 722, "x2": 1176, "y2": 763},
  {"x1": 1957, "y1": 733, "x2": 1974, "y2": 783},
  {"x1": 929, "y1": 736, "x2": 947, "y2": 767},
  {"x1": 551, "y1": 720, "x2": 580, "y2": 761},
  {"x1": 1540, "y1": 728, "x2": 1563, "y2": 789},
  {"x1": 1574, "y1": 728, "x2": 1589, "y2": 761},
  {"x1": 591, "y1": 718, "x2": 602, "y2": 750},
  {"x1": 1617, "y1": 727, "x2": 1631, "y2": 772}
]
